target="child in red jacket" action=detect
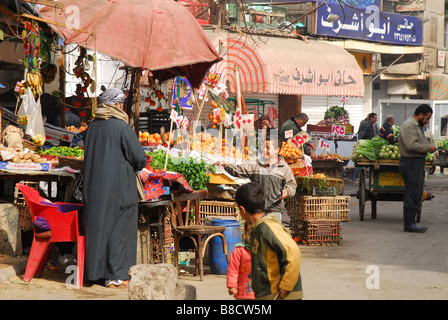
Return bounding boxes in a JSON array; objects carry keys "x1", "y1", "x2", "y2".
[{"x1": 226, "y1": 222, "x2": 255, "y2": 300}]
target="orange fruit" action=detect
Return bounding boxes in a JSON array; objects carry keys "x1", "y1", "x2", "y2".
[{"x1": 153, "y1": 133, "x2": 161, "y2": 140}]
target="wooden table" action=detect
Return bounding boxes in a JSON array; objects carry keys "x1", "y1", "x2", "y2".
[{"x1": 0, "y1": 168, "x2": 79, "y2": 202}]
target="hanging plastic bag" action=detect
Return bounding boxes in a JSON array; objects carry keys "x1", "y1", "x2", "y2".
[
  {"x1": 23, "y1": 87, "x2": 46, "y2": 146},
  {"x1": 17, "y1": 87, "x2": 34, "y2": 126}
]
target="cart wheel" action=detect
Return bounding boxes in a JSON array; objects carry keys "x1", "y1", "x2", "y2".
[
  {"x1": 358, "y1": 169, "x2": 366, "y2": 221},
  {"x1": 417, "y1": 201, "x2": 422, "y2": 223}
]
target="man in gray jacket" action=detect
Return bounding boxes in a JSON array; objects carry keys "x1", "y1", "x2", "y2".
[
  {"x1": 398, "y1": 104, "x2": 437, "y2": 233},
  {"x1": 222, "y1": 129, "x2": 297, "y2": 224}
]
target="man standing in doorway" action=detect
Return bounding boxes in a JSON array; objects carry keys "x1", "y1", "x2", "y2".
[{"x1": 399, "y1": 104, "x2": 437, "y2": 233}]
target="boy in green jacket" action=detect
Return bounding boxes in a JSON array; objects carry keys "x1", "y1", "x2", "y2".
[{"x1": 235, "y1": 182, "x2": 303, "y2": 300}]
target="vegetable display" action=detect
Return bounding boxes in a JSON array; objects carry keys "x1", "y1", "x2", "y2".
[
  {"x1": 147, "y1": 150, "x2": 216, "y2": 191},
  {"x1": 40, "y1": 146, "x2": 84, "y2": 158},
  {"x1": 352, "y1": 137, "x2": 435, "y2": 162}
]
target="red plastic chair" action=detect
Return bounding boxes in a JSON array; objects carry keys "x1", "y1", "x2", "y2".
[{"x1": 16, "y1": 183, "x2": 85, "y2": 287}]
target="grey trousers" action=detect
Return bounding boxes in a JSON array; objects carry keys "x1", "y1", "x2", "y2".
[{"x1": 399, "y1": 156, "x2": 425, "y2": 210}]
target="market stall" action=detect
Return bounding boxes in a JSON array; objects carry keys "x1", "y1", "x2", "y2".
[{"x1": 307, "y1": 105, "x2": 354, "y2": 178}]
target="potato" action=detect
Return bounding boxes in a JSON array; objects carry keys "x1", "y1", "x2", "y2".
[
  {"x1": 31, "y1": 154, "x2": 41, "y2": 162},
  {"x1": 23, "y1": 153, "x2": 32, "y2": 160}
]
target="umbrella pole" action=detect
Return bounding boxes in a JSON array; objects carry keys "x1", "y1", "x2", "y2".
[
  {"x1": 164, "y1": 118, "x2": 174, "y2": 171},
  {"x1": 133, "y1": 69, "x2": 142, "y2": 136}
]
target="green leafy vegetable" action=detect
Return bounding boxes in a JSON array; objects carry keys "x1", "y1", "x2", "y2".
[
  {"x1": 40, "y1": 146, "x2": 84, "y2": 157},
  {"x1": 147, "y1": 150, "x2": 216, "y2": 191}
]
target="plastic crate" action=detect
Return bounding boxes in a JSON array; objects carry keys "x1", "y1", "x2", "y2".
[
  {"x1": 286, "y1": 195, "x2": 350, "y2": 222},
  {"x1": 297, "y1": 218, "x2": 341, "y2": 246},
  {"x1": 139, "y1": 110, "x2": 171, "y2": 133}
]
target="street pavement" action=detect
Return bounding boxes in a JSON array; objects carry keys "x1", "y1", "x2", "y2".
[
  {"x1": 182, "y1": 172, "x2": 448, "y2": 300},
  {"x1": 1, "y1": 172, "x2": 447, "y2": 300}
]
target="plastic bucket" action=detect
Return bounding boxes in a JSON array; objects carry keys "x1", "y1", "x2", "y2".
[{"x1": 208, "y1": 219, "x2": 241, "y2": 275}]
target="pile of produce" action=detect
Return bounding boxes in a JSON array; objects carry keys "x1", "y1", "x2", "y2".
[
  {"x1": 190, "y1": 132, "x2": 252, "y2": 161},
  {"x1": 351, "y1": 137, "x2": 435, "y2": 162},
  {"x1": 17, "y1": 71, "x2": 43, "y2": 97},
  {"x1": 311, "y1": 153, "x2": 349, "y2": 161},
  {"x1": 317, "y1": 106, "x2": 351, "y2": 126},
  {"x1": 139, "y1": 131, "x2": 170, "y2": 146},
  {"x1": 6, "y1": 152, "x2": 47, "y2": 164},
  {"x1": 66, "y1": 125, "x2": 87, "y2": 133},
  {"x1": 377, "y1": 144, "x2": 400, "y2": 160},
  {"x1": 147, "y1": 149, "x2": 216, "y2": 190},
  {"x1": 279, "y1": 141, "x2": 303, "y2": 158},
  {"x1": 436, "y1": 139, "x2": 448, "y2": 151},
  {"x1": 40, "y1": 146, "x2": 84, "y2": 159}
]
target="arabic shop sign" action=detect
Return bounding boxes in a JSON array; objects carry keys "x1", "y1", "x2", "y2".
[
  {"x1": 270, "y1": 66, "x2": 361, "y2": 96},
  {"x1": 316, "y1": 3, "x2": 423, "y2": 46}
]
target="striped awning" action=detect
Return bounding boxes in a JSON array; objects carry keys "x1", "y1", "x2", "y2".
[
  {"x1": 429, "y1": 74, "x2": 448, "y2": 100},
  {"x1": 206, "y1": 31, "x2": 364, "y2": 97}
]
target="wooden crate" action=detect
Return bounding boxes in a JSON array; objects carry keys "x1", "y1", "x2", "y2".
[
  {"x1": 286, "y1": 195, "x2": 350, "y2": 222},
  {"x1": 14, "y1": 181, "x2": 39, "y2": 231},
  {"x1": 199, "y1": 200, "x2": 240, "y2": 224},
  {"x1": 296, "y1": 218, "x2": 341, "y2": 246}
]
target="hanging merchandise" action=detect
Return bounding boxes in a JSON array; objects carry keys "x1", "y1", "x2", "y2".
[
  {"x1": 73, "y1": 47, "x2": 96, "y2": 108},
  {"x1": 171, "y1": 77, "x2": 193, "y2": 110},
  {"x1": 22, "y1": 88, "x2": 46, "y2": 146}
]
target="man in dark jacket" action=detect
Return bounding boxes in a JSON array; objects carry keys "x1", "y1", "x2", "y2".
[
  {"x1": 279, "y1": 113, "x2": 313, "y2": 156},
  {"x1": 350, "y1": 113, "x2": 379, "y2": 181},
  {"x1": 357, "y1": 113, "x2": 379, "y2": 140},
  {"x1": 379, "y1": 114, "x2": 398, "y2": 144},
  {"x1": 83, "y1": 88, "x2": 147, "y2": 288}
]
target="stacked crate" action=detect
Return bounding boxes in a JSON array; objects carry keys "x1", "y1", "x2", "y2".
[{"x1": 286, "y1": 194, "x2": 350, "y2": 246}]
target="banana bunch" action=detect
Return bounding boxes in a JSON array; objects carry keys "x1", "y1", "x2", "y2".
[
  {"x1": 41, "y1": 64, "x2": 58, "y2": 84},
  {"x1": 18, "y1": 71, "x2": 43, "y2": 97}
]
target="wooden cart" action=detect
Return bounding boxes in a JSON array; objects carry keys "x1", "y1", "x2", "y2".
[{"x1": 355, "y1": 159, "x2": 427, "y2": 221}]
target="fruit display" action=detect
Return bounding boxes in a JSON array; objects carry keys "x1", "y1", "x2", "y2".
[
  {"x1": 139, "y1": 131, "x2": 171, "y2": 146},
  {"x1": 65, "y1": 125, "x2": 88, "y2": 133},
  {"x1": 279, "y1": 141, "x2": 303, "y2": 158},
  {"x1": 190, "y1": 132, "x2": 252, "y2": 161}
]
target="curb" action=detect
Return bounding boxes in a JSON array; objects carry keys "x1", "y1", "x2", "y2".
[{"x1": 0, "y1": 260, "x2": 27, "y2": 284}]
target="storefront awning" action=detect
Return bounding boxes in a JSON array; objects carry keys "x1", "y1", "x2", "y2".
[{"x1": 205, "y1": 30, "x2": 364, "y2": 97}]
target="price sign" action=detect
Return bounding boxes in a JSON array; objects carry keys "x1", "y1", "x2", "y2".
[
  {"x1": 170, "y1": 109, "x2": 178, "y2": 120},
  {"x1": 291, "y1": 131, "x2": 311, "y2": 148},
  {"x1": 318, "y1": 139, "x2": 331, "y2": 150},
  {"x1": 331, "y1": 125, "x2": 345, "y2": 136}
]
